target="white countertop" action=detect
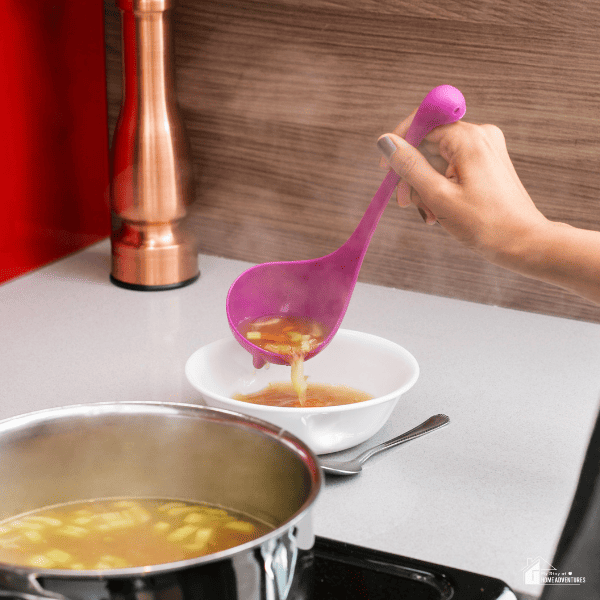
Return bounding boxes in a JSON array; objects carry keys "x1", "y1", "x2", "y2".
[{"x1": 2, "y1": 239, "x2": 599, "y2": 597}]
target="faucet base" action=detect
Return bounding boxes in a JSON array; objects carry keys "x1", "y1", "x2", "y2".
[
  {"x1": 110, "y1": 221, "x2": 199, "y2": 291},
  {"x1": 110, "y1": 272, "x2": 199, "y2": 291}
]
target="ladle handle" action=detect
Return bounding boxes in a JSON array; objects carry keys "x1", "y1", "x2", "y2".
[
  {"x1": 405, "y1": 84, "x2": 466, "y2": 146},
  {"x1": 343, "y1": 86, "x2": 466, "y2": 253},
  {"x1": 386, "y1": 84, "x2": 467, "y2": 187}
]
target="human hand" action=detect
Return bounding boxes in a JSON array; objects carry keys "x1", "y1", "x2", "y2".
[{"x1": 377, "y1": 115, "x2": 549, "y2": 268}]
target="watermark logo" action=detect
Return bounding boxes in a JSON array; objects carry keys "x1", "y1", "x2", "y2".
[{"x1": 522, "y1": 557, "x2": 586, "y2": 586}]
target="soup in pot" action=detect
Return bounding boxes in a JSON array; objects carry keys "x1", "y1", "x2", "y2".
[{"x1": 0, "y1": 498, "x2": 272, "y2": 570}]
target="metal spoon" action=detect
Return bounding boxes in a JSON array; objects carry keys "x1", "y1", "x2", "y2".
[
  {"x1": 226, "y1": 86, "x2": 466, "y2": 369},
  {"x1": 318, "y1": 414, "x2": 449, "y2": 476}
]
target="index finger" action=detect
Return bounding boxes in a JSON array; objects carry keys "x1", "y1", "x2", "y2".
[{"x1": 391, "y1": 108, "x2": 458, "y2": 150}]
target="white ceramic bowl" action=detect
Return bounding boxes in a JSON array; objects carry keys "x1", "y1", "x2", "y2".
[{"x1": 185, "y1": 329, "x2": 419, "y2": 454}]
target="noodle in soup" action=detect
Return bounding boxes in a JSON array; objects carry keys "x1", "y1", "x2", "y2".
[
  {"x1": 238, "y1": 316, "x2": 372, "y2": 407},
  {"x1": 239, "y1": 315, "x2": 327, "y2": 404}
]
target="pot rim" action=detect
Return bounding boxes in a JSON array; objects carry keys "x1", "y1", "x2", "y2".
[{"x1": 0, "y1": 401, "x2": 322, "y2": 579}]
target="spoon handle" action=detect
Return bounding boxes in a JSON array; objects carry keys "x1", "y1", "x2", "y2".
[{"x1": 354, "y1": 414, "x2": 450, "y2": 466}]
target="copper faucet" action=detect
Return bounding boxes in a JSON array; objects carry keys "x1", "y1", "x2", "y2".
[{"x1": 110, "y1": 0, "x2": 199, "y2": 290}]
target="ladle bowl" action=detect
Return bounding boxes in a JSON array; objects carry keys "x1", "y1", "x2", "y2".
[{"x1": 227, "y1": 85, "x2": 466, "y2": 368}]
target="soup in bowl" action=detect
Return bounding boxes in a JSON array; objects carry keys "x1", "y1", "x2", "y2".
[{"x1": 185, "y1": 329, "x2": 420, "y2": 454}]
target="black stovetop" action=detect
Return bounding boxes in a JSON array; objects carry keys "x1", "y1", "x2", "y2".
[{"x1": 313, "y1": 537, "x2": 517, "y2": 600}]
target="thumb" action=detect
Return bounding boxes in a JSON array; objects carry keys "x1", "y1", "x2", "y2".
[{"x1": 377, "y1": 133, "x2": 451, "y2": 212}]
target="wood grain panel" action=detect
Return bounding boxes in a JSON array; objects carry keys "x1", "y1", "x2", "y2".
[{"x1": 104, "y1": 0, "x2": 600, "y2": 323}]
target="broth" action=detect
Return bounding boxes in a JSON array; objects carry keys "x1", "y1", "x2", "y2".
[
  {"x1": 234, "y1": 382, "x2": 374, "y2": 408},
  {"x1": 239, "y1": 315, "x2": 328, "y2": 404},
  {"x1": 0, "y1": 498, "x2": 272, "y2": 570},
  {"x1": 239, "y1": 315, "x2": 326, "y2": 357}
]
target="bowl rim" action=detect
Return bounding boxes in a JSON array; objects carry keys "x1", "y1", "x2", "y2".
[{"x1": 185, "y1": 329, "x2": 420, "y2": 414}]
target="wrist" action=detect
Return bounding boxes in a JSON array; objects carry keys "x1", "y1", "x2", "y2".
[
  {"x1": 482, "y1": 216, "x2": 554, "y2": 275},
  {"x1": 492, "y1": 219, "x2": 600, "y2": 304}
]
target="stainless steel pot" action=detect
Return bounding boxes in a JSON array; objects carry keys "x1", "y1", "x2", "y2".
[{"x1": 0, "y1": 402, "x2": 322, "y2": 600}]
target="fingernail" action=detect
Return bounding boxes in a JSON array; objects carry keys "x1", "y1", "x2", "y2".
[
  {"x1": 418, "y1": 207, "x2": 428, "y2": 222},
  {"x1": 377, "y1": 135, "x2": 397, "y2": 160}
]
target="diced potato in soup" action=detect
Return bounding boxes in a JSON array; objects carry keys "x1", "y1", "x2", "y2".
[{"x1": 0, "y1": 499, "x2": 271, "y2": 570}]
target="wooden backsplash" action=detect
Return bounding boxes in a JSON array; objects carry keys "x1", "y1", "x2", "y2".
[{"x1": 104, "y1": 0, "x2": 600, "y2": 323}]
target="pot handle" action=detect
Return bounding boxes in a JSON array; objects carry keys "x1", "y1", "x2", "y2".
[
  {"x1": 261, "y1": 528, "x2": 299, "y2": 600},
  {"x1": 0, "y1": 573, "x2": 70, "y2": 600},
  {"x1": 0, "y1": 592, "x2": 65, "y2": 600}
]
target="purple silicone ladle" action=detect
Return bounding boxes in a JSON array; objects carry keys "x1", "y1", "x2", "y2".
[{"x1": 227, "y1": 85, "x2": 466, "y2": 368}]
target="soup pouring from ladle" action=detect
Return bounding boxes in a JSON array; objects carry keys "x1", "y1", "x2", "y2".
[{"x1": 227, "y1": 86, "x2": 466, "y2": 368}]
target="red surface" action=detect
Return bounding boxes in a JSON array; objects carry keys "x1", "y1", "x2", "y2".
[{"x1": 0, "y1": 0, "x2": 110, "y2": 284}]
